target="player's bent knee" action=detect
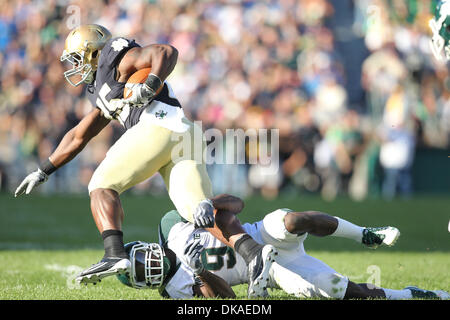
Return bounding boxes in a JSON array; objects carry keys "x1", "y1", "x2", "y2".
[
  {"x1": 90, "y1": 187, "x2": 116, "y2": 198},
  {"x1": 88, "y1": 172, "x2": 104, "y2": 195},
  {"x1": 89, "y1": 188, "x2": 122, "y2": 208},
  {"x1": 90, "y1": 188, "x2": 123, "y2": 214},
  {"x1": 215, "y1": 209, "x2": 239, "y2": 228},
  {"x1": 88, "y1": 170, "x2": 122, "y2": 195},
  {"x1": 284, "y1": 212, "x2": 313, "y2": 235},
  {"x1": 283, "y1": 212, "x2": 298, "y2": 234}
]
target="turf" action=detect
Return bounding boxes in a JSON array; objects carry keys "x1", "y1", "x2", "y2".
[{"x1": 0, "y1": 193, "x2": 449, "y2": 300}]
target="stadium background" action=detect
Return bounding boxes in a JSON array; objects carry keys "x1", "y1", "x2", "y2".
[
  {"x1": 0, "y1": 0, "x2": 449, "y2": 300},
  {"x1": 0, "y1": 0, "x2": 449, "y2": 200}
]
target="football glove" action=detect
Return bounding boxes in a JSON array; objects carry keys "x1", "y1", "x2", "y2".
[
  {"x1": 193, "y1": 199, "x2": 215, "y2": 229},
  {"x1": 123, "y1": 83, "x2": 156, "y2": 107},
  {"x1": 98, "y1": 98, "x2": 129, "y2": 121},
  {"x1": 15, "y1": 168, "x2": 48, "y2": 197},
  {"x1": 184, "y1": 239, "x2": 205, "y2": 275}
]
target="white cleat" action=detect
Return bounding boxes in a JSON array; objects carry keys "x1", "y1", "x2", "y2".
[
  {"x1": 434, "y1": 290, "x2": 450, "y2": 300},
  {"x1": 362, "y1": 227, "x2": 400, "y2": 249},
  {"x1": 247, "y1": 245, "x2": 278, "y2": 298}
]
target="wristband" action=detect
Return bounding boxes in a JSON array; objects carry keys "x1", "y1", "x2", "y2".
[
  {"x1": 144, "y1": 73, "x2": 162, "y2": 94},
  {"x1": 40, "y1": 158, "x2": 57, "y2": 175},
  {"x1": 193, "y1": 265, "x2": 205, "y2": 276}
]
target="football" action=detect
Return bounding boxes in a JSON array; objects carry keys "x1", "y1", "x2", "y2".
[{"x1": 123, "y1": 67, "x2": 163, "y2": 99}]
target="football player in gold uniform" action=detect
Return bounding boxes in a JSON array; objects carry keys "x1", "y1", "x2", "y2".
[{"x1": 15, "y1": 25, "x2": 276, "y2": 297}]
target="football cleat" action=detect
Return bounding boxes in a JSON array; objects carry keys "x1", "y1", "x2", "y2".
[
  {"x1": 76, "y1": 257, "x2": 131, "y2": 285},
  {"x1": 247, "y1": 245, "x2": 278, "y2": 298},
  {"x1": 405, "y1": 286, "x2": 450, "y2": 300},
  {"x1": 362, "y1": 227, "x2": 400, "y2": 249}
]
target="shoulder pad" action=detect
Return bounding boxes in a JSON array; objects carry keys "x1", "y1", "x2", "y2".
[
  {"x1": 99, "y1": 37, "x2": 140, "y2": 69},
  {"x1": 158, "y1": 210, "x2": 187, "y2": 246}
]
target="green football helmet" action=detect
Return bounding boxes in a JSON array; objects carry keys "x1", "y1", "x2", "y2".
[
  {"x1": 116, "y1": 241, "x2": 171, "y2": 289},
  {"x1": 430, "y1": 0, "x2": 450, "y2": 60}
]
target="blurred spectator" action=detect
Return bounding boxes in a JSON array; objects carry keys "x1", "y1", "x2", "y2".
[
  {"x1": 378, "y1": 85, "x2": 416, "y2": 199},
  {"x1": 0, "y1": 0, "x2": 448, "y2": 200}
]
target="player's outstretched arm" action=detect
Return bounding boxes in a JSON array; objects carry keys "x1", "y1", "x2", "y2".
[
  {"x1": 15, "y1": 109, "x2": 109, "y2": 197},
  {"x1": 117, "y1": 44, "x2": 178, "y2": 106},
  {"x1": 49, "y1": 108, "x2": 110, "y2": 168}
]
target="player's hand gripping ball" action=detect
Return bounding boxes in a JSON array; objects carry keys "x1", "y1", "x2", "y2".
[{"x1": 123, "y1": 68, "x2": 163, "y2": 107}]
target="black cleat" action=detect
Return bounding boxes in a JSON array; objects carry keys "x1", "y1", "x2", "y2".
[
  {"x1": 247, "y1": 245, "x2": 278, "y2": 298},
  {"x1": 76, "y1": 257, "x2": 130, "y2": 285}
]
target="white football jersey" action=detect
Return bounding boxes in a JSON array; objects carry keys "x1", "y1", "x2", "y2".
[
  {"x1": 157, "y1": 209, "x2": 349, "y2": 300},
  {"x1": 158, "y1": 210, "x2": 248, "y2": 298}
]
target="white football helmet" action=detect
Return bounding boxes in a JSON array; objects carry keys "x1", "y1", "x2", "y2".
[{"x1": 116, "y1": 241, "x2": 169, "y2": 289}]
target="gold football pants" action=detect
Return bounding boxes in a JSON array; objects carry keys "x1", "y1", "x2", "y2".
[{"x1": 88, "y1": 119, "x2": 213, "y2": 223}]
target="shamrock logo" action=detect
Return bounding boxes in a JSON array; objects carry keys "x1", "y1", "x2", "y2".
[
  {"x1": 155, "y1": 110, "x2": 168, "y2": 119},
  {"x1": 111, "y1": 38, "x2": 128, "y2": 52}
]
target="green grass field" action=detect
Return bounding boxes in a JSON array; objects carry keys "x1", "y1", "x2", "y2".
[{"x1": 0, "y1": 193, "x2": 449, "y2": 300}]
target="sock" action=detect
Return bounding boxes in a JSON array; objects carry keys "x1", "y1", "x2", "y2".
[
  {"x1": 331, "y1": 217, "x2": 365, "y2": 243},
  {"x1": 234, "y1": 234, "x2": 264, "y2": 265},
  {"x1": 102, "y1": 229, "x2": 127, "y2": 259},
  {"x1": 382, "y1": 288, "x2": 413, "y2": 300}
]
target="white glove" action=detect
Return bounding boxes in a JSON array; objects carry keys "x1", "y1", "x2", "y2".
[
  {"x1": 184, "y1": 239, "x2": 205, "y2": 275},
  {"x1": 15, "y1": 168, "x2": 48, "y2": 197},
  {"x1": 193, "y1": 199, "x2": 215, "y2": 229},
  {"x1": 123, "y1": 83, "x2": 155, "y2": 107},
  {"x1": 98, "y1": 99, "x2": 129, "y2": 121}
]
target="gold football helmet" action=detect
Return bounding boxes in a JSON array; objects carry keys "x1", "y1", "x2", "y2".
[{"x1": 60, "y1": 24, "x2": 111, "y2": 86}]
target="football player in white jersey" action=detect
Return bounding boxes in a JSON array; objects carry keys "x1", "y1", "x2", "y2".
[{"x1": 116, "y1": 194, "x2": 449, "y2": 300}]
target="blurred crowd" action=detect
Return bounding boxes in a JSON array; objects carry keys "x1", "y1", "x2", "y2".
[{"x1": 0, "y1": 0, "x2": 449, "y2": 200}]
